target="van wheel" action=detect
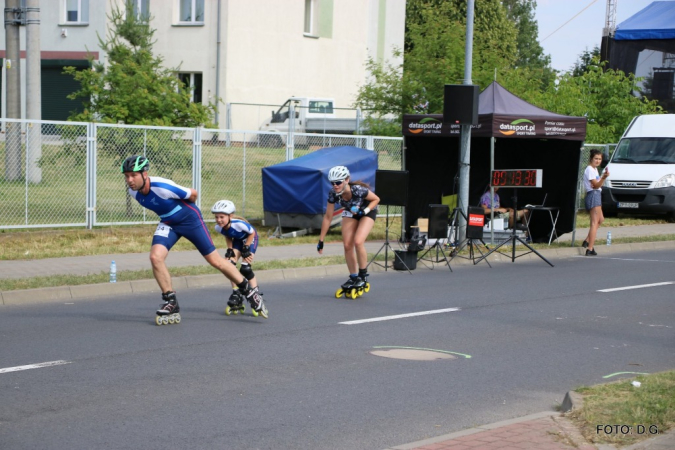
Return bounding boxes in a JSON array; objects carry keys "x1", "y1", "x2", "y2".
[{"x1": 667, "y1": 213, "x2": 675, "y2": 223}]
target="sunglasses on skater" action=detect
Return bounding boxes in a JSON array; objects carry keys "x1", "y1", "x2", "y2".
[{"x1": 331, "y1": 180, "x2": 344, "y2": 186}]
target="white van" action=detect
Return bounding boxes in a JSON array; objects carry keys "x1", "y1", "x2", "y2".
[{"x1": 602, "y1": 114, "x2": 675, "y2": 219}]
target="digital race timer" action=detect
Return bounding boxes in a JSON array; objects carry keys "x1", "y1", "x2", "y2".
[{"x1": 490, "y1": 169, "x2": 542, "y2": 188}]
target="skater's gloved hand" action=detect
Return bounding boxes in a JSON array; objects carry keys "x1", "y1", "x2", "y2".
[
  {"x1": 317, "y1": 240, "x2": 324, "y2": 254},
  {"x1": 224, "y1": 248, "x2": 235, "y2": 259},
  {"x1": 241, "y1": 245, "x2": 252, "y2": 259},
  {"x1": 350, "y1": 206, "x2": 361, "y2": 216}
]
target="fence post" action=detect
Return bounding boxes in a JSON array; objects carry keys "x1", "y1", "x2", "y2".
[
  {"x1": 193, "y1": 127, "x2": 202, "y2": 209},
  {"x1": 86, "y1": 122, "x2": 97, "y2": 229},
  {"x1": 225, "y1": 103, "x2": 232, "y2": 147},
  {"x1": 287, "y1": 101, "x2": 295, "y2": 160}
]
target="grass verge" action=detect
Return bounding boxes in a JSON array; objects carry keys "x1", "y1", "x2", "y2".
[
  {"x1": 0, "y1": 254, "x2": 387, "y2": 292},
  {"x1": 568, "y1": 371, "x2": 675, "y2": 447}
]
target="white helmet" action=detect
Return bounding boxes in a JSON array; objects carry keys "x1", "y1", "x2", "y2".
[
  {"x1": 211, "y1": 200, "x2": 235, "y2": 214},
  {"x1": 328, "y1": 165, "x2": 350, "y2": 182}
]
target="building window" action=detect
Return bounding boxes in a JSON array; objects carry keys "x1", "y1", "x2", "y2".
[
  {"x1": 304, "y1": 0, "x2": 317, "y2": 35},
  {"x1": 65, "y1": 0, "x2": 89, "y2": 24},
  {"x1": 131, "y1": 0, "x2": 150, "y2": 21},
  {"x1": 179, "y1": 0, "x2": 204, "y2": 23},
  {"x1": 178, "y1": 73, "x2": 202, "y2": 103}
]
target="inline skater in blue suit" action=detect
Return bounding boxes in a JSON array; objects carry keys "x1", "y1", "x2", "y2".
[
  {"x1": 212, "y1": 200, "x2": 264, "y2": 317},
  {"x1": 121, "y1": 155, "x2": 268, "y2": 324}
]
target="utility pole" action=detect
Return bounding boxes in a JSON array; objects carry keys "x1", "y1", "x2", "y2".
[
  {"x1": 4, "y1": 0, "x2": 22, "y2": 181},
  {"x1": 457, "y1": 0, "x2": 475, "y2": 242},
  {"x1": 26, "y1": 0, "x2": 42, "y2": 183}
]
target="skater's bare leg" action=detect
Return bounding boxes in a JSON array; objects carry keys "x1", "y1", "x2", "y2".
[
  {"x1": 149, "y1": 244, "x2": 173, "y2": 293},
  {"x1": 354, "y1": 217, "x2": 375, "y2": 270},
  {"x1": 204, "y1": 250, "x2": 246, "y2": 285},
  {"x1": 341, "y1": 218, "x2": 358, "y2": 274}
]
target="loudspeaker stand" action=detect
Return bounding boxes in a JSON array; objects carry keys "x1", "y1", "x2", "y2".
[{"x1": 368, "y1": 205, "x2": 412, "y2": 273}]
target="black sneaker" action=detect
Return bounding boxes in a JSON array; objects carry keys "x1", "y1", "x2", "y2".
[
  {"x1": 582, "y1": 240, "x2": 589, "y2": 248},
  {"x1": 586, "y1": 248, "x2": 597, "y2": 256}
]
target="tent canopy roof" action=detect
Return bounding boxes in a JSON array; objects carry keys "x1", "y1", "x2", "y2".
[
  {"x1": 479, "y1": 81, "x2": 574, "y2": 119},
  {"x1": 402, "y1": 82, "x2": 587, "y2": 140},
  {"x1": 615, "y1": 1, "x2": 675, "y2": 40}
]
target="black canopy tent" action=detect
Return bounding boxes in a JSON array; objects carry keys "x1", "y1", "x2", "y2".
[{"x1": 401, "y1": 82, "x2": 587, "y2": 243}]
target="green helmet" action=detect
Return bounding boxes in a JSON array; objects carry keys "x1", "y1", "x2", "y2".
[{"x1": 121, "y1": 155, "x2": 149, "y2": 173}]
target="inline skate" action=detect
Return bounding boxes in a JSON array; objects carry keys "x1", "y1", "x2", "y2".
[
  {"x1": 243, "y1": 286, "x2": 268, "y2": 319},
  {"x1": 354, "y1": 270, "x2": 371, "y2": 297},
  {"x1": 335, "y1": 276, "x2": 358, "y2": 299},
  {"x1": 155, "y1": 291, "x2": 181, "y2": 326},
  {"x1": 224, "y1": 289, "x2": 246, "y2": 316}
]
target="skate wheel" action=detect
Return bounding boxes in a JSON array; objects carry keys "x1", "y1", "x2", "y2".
[
  {"x1": 251, "y1": 309, "x2": 259, "y2": 317},
  {"x1": 155, "y1": 315, "x2": 163, "y2": 326},
  {"x1": 175, "y1": 314, "x2": 181, "y2": 324},
  {"x1": 161, "y1": 316, "x2": 169, "y2": 325},
  {"x1": 225, "y1": 306, "x2": 232, "y2": 316},
  {"x1": 335, "y1": 288, "x2": 344, "y2": 298},
  {"x1": 364, "y1": 282, "x2": 370, "y2": 293},
  {"x1": 349, "y1": 288, "x2": 357, "y2": 299},
  {"x1": 168, "y1": 316, "x2": 175, "y2": 324}
]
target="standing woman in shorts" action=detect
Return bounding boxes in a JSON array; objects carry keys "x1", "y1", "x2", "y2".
[
  {"x1": 583, "y1": 149, "x2": 609, "y2": 256},
  {"x1": 317, "y1": 166, "x2": 380, "y2": 298}
]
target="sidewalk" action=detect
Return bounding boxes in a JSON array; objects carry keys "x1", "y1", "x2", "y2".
[{"x1": 1, "y1": 224, "x2": 674, "y2": 450}]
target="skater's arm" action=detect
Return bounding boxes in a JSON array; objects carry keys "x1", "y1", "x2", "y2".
[
  {"x1": 187, "y1": 188, "x2": 198, "y2": 203},
  {"x1": 363, "y1": 190, "x2": 380, "y2": 214},
  {"x1": 318, "y1": 202, "x2": 335, "y2": 254}
]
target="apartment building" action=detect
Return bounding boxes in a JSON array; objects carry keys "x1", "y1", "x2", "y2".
[{"x1": 0, "y1": 0, "x2": 406, "y2": 129}]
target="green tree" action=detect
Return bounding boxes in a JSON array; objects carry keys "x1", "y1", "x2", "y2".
[
  {"x1": 355, "y1": 0, "x2": 518, "y2": 135},
  {"x1": 571, "y1": 45, "x2": 601, "y2": 77},
  {"x1": 501, "y1": 0, "x2": 555, "y2": 88},
  {"x1": 64, "y1": 1, "x2": 215, "y2": 127},
  {"x1": 542, "y1": 59, "x2": 663, "y2": 142}
]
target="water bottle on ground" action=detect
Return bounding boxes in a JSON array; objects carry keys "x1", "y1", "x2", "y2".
[
  {"x1": 606, "y1": 231, "x2": 612, "y2": 246},
  {"x1": 110, "y1": 260, "x2": 117, "y2": 283}
]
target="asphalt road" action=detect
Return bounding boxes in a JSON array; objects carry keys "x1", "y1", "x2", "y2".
[{"x1": 1, "y1": 249, "x2": 674, "y2": 450}]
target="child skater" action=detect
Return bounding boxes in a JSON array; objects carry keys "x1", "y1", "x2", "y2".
[
  {"x1": 317, "y1": 165, "x2": 380, "y2": 299},
  {"x1": 211, "y1": 200, "x2": 267, "y2": 317}
]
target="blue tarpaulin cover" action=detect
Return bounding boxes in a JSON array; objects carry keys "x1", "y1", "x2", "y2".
[
  {"x1": 615, "y1": 1, "x2": 675, "y2": 40},
  {"x1": 262, "y1": 146, "x2": 378, "y2": 215}
]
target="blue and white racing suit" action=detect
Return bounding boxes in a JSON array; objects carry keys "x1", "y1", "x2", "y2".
[
  {"x1": 215, "y1": 220, "x2": 258, "y2": 254},
  {"x1": 128, "y1": 176, "x2": 216, "y2": 255}
]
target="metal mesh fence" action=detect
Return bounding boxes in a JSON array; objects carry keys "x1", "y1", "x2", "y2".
[
  {"x1": 15, "y1": 117, "x2": 623, "y2": 230},
  {"x1": 93, "y1": 123, "x2": 196, "y2": 225},
  {"x1": 0, "y1": 119, "x2": 89, "y2": 228}
]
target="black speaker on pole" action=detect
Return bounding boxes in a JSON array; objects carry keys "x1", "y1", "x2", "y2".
[
  {"x1": 466, "y1": 206, "x2": 485, "y2": 239},
  {"x1": 375, "y1": 170, "x2": 409, "y2": 207},
  {"x1": 428, "y1": 204, "x2": 449, "y2": 239},
  {"x1": 443, "y1": 84, "x2": 479, "y2": 125}
]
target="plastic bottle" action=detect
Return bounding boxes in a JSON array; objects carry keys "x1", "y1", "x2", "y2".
[
  {"x1": 606, "y1": 231, "x2": 612, "y2": 246},
  {"x1": 110, "y1": 260, "x2": 117, "y2": 283}
]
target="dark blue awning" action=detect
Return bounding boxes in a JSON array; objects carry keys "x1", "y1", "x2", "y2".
[{"x1": 615, "y1": 1, "x2": 675, "y2": 40}]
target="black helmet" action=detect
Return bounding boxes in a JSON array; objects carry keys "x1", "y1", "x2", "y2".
[{"x1": 121, "y1": 155, "x2": 149, "y2": 173}]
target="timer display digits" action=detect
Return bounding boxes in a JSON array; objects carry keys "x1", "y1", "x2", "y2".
[{"x1": 490, "y1": 169, "x2": 542, "y2": 188}]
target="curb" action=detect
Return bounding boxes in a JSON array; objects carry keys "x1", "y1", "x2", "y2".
[
  {"x1": 2, "y1": 241, "x2": 674, "y2": 306},
  {"x1": 382, "y1": 411, "x2": 560, "y2": 450}
]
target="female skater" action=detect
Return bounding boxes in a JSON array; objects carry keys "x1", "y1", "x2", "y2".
[{"x1": 317, "y1": 166, "x2": 380, "y2": 298}]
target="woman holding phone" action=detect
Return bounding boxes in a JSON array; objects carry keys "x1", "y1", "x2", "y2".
[{"x1": 583, "y1": 149, "x2": 609, "y2": 256}]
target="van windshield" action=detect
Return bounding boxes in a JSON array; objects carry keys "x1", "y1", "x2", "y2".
[{"x1": 611, "y1": 138, "x2": 675, "y2": 164}]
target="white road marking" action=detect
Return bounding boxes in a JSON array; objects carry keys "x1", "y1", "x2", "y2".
[
  {"x1": 0, "y1": 360, "x2": 71, "y2": 374},
  {"x1": 339, "y1": 308, "x2": 460, "y2": 325},
  {"x1": 598, "y1": 282, "x2": 674, "y2": 293},
  {"x1": 574, "y1": 256, "x2": 675, "y2": 263}
]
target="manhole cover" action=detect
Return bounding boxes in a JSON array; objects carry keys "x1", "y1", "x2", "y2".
[{"x1": 370, "y1": 349, "x2": 457, "y2": 361}]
